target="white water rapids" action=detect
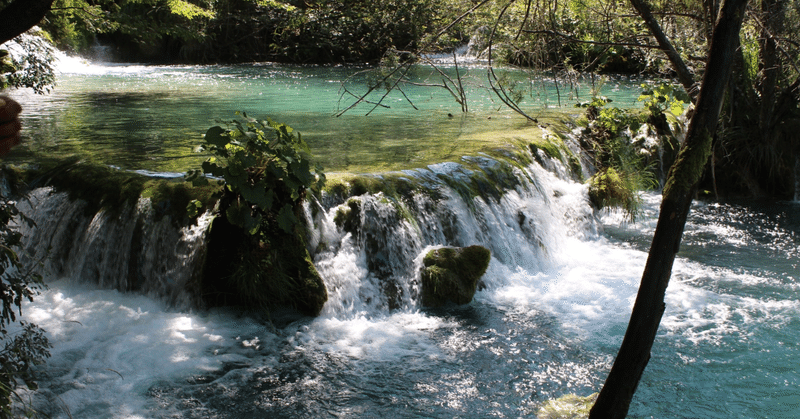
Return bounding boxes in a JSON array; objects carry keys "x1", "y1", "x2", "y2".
[{"x1": 13, "y1": 148, "x2": 799, "y2": 417}]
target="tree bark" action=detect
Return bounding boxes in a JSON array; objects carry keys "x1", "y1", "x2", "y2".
[
  {"x1": 756, "y1": 0, "x2": 785, "y2": 145},
  {"x1": 589, "y1": 0, "x2": 748, "y2": 417},
  {"x1": 628, "y1": 0, "x2": 698, "y2": 99},
  {"x1": 0, "y1": 0, "x2": 55, "y2": 45}
]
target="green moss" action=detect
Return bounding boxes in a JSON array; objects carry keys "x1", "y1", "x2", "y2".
[
  {"x1": 530, "y1": 137, "x2": 564, "y2": 161},
  {"x1": 536, "y1": 393, "x2": 598, "y2": 419},
  {"x1": 587, "y1": 167, "x2": 639, "y2": 219},
  {"x1": 663, "y1": 127, "x2": 713, "y2": 197},
  {"x1": 420, "y1": 245, "x2": 491, "y2": 307},
  {"x1": 0, "y1": 165, "x2": 29, "y2": 196},
  {"x1": 527, "y1": 132, "x2": 584, "y2": 180},
  {"x1": 142, "y1": 180, "x2": 220, "y2": 225},
  {"x1": 333, "y1": 198, "x2": 362, "y2": 236},
  {"x1": 27, "y1": 158, "x2": 149, "y2": 216},
  {"x1": 202, "y1": 214, "x2": 327, "y2": 317},
  {"x1": 18, "y1": 158, "x2": 219, "y2": 223},
  {"x1": 323, "y1": 177, "x2": 350, "y2": 198}
]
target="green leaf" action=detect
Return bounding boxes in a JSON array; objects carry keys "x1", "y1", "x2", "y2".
[
  {"x1": 669, "y1": 100, "x2": 686, "y2": 117},
  {"x1": 205, "y1": 126, "x2": 229, "y2": 147},
  {"x1": 277, "y1": 204, "x2": 298, "y2": 234},
  {"x1": 202, "y1": 160, "x2": 225, "y2": 177},
  {"x1": 226, "y1": 200, "x2": 261, "y2": 234},
  {"x1": 186, "y1": 199, "x2": 203, "y2": 218},
  {"x1": 240, "y1": 181, "x2": 274, "y2": 211},
  {"x1": 283, "y1": 177, "x2": 302, "y2": 200},
  {"x1": 224, "y1": 160, "x2": 249, "y2": 188}
]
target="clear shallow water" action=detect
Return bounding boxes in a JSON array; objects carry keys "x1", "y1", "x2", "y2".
[{"x1": 6, "y1": 56, "x2": 645, "y2": 173}]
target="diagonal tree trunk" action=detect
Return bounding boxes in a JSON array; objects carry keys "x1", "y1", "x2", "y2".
[
  {"x1": 0, "y1": 0, "x2": 55, "y2": 45},
  {"x1": 628, "y1": 0, "x2": 699, "y2": 99},
  {"x1": 589, "y1": 0, "x2": 749, "y2": 417}
]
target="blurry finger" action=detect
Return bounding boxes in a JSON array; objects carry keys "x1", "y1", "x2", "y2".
[
  {"x1": 0, "y1": 97, "x2": 22, "y2": 122},
  {"x1": 0, "y1": 119, "x2": 22, "y2": 138}
]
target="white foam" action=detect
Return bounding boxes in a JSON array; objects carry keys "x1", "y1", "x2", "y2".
[
  {"x1": 22, "y1": 282, "x2": 268, "y2": 418},
  {"x1": 293, "y1": 312, "x2": 453, "y2": 362}
]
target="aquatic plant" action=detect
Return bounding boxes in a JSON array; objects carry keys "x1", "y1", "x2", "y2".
[
  {"x1": 577, "y1": 88, "x2": 671, "y2": 219},
  {"x1": 186, "y1": 112, "x2": 325, "y2": 235}
]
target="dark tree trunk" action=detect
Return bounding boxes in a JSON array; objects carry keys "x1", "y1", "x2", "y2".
[
  {"x1": 756, "y1": 0, "x2": 785, "y2": 143},
  {"x1": 628, "y1": 0, "x2": 699, "y2": 99},
  {"x1": 589, "y1": 0, "x2": 749, "y2": 417},
  {"x1": 0, "y1": 0, "x2": 55, "y2": 45}
]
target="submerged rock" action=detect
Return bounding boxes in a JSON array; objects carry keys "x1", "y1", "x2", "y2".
[
  {"x1": 536, "y1": 393, "x2": 597, "y2": 419},
  {"x1": 420, "y1": 245, "x2": 491, "y2": 307}
]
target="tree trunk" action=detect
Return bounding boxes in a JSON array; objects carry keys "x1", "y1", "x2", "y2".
[
  {"x1": 0, "y1": 0, "x2": 55, "y2": 45},
  {"x1": 756, "y1": 0, "x2": 785, "y2": 144},
  {"x1": 628, "y1": 0, "x2": 698, "y2": 99},
  {"x1": 589, "y1": 0, "x2": 748, "y2": 417}
]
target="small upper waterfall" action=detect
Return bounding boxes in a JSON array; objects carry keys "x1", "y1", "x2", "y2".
[
  {"x1": 795, "y1": 155, "x2": 800, "y2": 202},
  {"x1": 306, "y1": 155, "x2": 597, "y2": 318}
]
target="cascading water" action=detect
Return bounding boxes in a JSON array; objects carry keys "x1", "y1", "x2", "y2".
[
  {"x1": 14, "y1": 146, "x2": 800, "y2": 418},
  {"x1": 8, "y1": 59, "x2": 799, "y2": 418},
  {"x1": 308, "y1": 156, "x2": 597, "y2": 318},
  {"x1": 17, "y1": 187, "x2": 212, "y2": 308}
]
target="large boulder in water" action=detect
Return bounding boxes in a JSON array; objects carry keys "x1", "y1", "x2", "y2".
[{"x1": 420, "y1": 245, "x2": 491, "y2": 307}]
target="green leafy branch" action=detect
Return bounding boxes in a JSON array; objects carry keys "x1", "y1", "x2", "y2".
[
  {"x1": 186, "y1": 113, "x2": 325, "y2": 235},
  {"x1": 638, "y1": 82, "x2": 690, "y2": 119}
]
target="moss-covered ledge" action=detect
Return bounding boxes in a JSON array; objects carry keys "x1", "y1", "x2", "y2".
[
  {"x1": 6, "y1": 158, "x2": 327, "y2": 317},
  {"x1": 12, "y1": 158, "x2": 219, "y2": 222}
]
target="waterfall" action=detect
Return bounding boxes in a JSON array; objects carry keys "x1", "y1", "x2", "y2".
[
  {"x1": 17, "y1": 187, "x2": 212, "y2": 308},
  {"x1": 14, "y1": 146, "x2": 597, "y2": 317},
  {"x1": 306, "y1": 157, "x2": 598, "y2": 318},
  {"x1": 795, "y1": 155, "x2": 800, "y2": 202}
]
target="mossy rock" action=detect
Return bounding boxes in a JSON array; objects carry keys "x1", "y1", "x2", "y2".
[
  {"x1": 536, "y1": 393, "x2": 597, "y2": 419},
  {"x1": 333, "y1": 198, "x2": 362, "y2": 236},
  {"x1": 201, "y1": 213, "x2": 328, "y2": 317},
  {"x1": 420, "y1": 245, "x2": 491, "y2": 307},
  {"x1": 15, "y1": 158, "x2": 218, "y2": 223}
]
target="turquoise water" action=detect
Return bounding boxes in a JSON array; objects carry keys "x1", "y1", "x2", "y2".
[
  {"x1": 8, "y1": 59, "x2": 645, "y2": 173},
  {"x1": 603, "y1": 197, "x2": 800, "y2": 418},
  {"x1": 9, "y1": 60, "x2": 798, "y2": 418}
]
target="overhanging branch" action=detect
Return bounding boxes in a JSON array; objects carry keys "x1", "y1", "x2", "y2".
[{"x1": 0, "y1": 0, "x2": 55, "y2": 45}]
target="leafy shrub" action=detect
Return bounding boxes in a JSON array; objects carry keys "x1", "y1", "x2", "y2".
[
  {"x1": 186, "y1": 112, "x2": 325, "y2": 235},
  {"x1": 187, "y1": 114, "x2": 328, "y2": 316},
  {"x1": 637, "y1": 82, "x2": 689, "y2": 120},
  {"x1": 0, "y1": 188, "x2": 50, "y2": 417},
  {"x1": 578, "y1": 90, "x2": 665, "y2": 219},
  {"x1": 0, "y1": 32, "x2": 56, "y2": 94}
]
